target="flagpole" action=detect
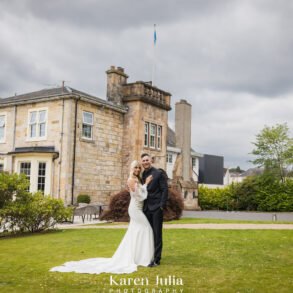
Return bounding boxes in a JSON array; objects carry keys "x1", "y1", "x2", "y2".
[{"x1": 152, "y1": 24, "x2": 157, "y2": 86}]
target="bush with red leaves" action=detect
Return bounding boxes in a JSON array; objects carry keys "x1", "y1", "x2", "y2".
[{"x1": 100, "y1": 188, "x2": 184, "y2": 222}]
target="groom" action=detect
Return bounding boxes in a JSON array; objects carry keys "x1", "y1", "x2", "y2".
[{"x1": 141, "y1": 153, "x2": 168, "y2": 267}]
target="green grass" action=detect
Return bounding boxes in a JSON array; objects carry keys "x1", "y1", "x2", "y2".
[
  {"x1": 0, "y1": 228, "x2": 293, "y2": 292},
  {"x1": 92, "y1": 217, "x2": 293, "y2": 226},
  {"x1": 166, "y1": 217, "x2": 293, "y2": 224}
]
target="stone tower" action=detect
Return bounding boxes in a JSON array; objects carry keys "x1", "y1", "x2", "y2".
[
  {"x1": 106, "y1": 66, "x2": 172, "y2": 183},
  {"x1": 172, "y1": 99, "x2": 200, "y2": 210},
  {"x1": 175, "y1": 99, "x2": 192, "y2": 181}
]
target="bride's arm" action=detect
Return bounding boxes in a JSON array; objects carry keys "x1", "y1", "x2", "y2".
[
  {"x1": 135, "y1": 183, "x2": 148, "y2": 201},
  {"x1": 127, "y1": 178, "x2": 148, "y2": 201}
]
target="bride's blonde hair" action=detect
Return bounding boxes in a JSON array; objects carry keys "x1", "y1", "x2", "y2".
[{"x1": 129, "y1": 160, "x2": 142, "y2": 182}]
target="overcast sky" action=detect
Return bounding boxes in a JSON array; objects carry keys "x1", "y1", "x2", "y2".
[{"x1": 1, "y1": 0, "x2": 292, "y2": 170}]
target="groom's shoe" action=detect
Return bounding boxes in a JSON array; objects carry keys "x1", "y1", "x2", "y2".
[{"x1": 148, "y1": 261, "x2": 160, "y2": 267}]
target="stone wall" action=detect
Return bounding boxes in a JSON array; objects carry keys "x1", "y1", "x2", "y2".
[
  {"x1": 74, "y1": 100, "x2": 124, "y2": 204},
  {"x1": 122, "y1": 100, "x2": 168, "y2": 182}
]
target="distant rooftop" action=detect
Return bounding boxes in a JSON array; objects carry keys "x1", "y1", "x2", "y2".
[{"x1": 0, "y1": 86, "x2": 127, "y2": 113}]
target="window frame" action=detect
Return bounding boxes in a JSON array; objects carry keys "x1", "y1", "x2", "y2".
[
  {"x1": 166, "y1": 153, "x2": 173, "y2": 164},
  {"x1": 20, "y1": 161, "x2": 31, "y2": 192},
  {"x1": 157, "y1": 125, "x2": 162, "y2": 150},
  {"x1": 37, "y1": 161, "x2": 46, "y2": 193},
  {"x1": 192, "y1": 157, "x2": 196, "y2": 168},
  {"x1": 144, "y1": 122, "x2": 149, "y2": 147},
  {"x1": 82, "y1": 111, "x2": 94, "y2": 140},
  {"x1": 0, "y1": 113, "x2": 7, "y2": 143},
  {"x1": 149, "y1": 123, "x2": 156, "y2": 149},
  {"x1": 144, "y1": 121, "x2": 162, "y2": 151},
  {"x1": 26, "y1": 108, "x2": 48, "y2": 141}
]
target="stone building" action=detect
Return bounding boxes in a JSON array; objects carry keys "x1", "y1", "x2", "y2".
[
  {"x1": 0, "y1": 66, "x2": 200, "y2": 209},
  {"x1": 166, "y1": 100, "x2": 202, "y2": 210}
]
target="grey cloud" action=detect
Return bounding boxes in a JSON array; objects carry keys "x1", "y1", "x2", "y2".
[
  {"x1": 0, "y1": 0, "x2": 229, "y2": 30},
  {"x1": 0, "y1": 0, "x2": 293, "y2": 169}
]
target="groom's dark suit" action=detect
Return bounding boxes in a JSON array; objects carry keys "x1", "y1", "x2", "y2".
[{"x1": 142, "y1": 167, "x2": 168, "y2": 263}]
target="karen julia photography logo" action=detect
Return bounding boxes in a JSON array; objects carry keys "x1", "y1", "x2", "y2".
[{"x1": 105, "y1": 274, "x2": 184, "y2": 292}]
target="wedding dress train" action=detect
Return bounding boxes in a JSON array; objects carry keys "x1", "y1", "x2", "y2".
[{"x1": 50, "y1": 184, "x2": 154, "y2": 274}]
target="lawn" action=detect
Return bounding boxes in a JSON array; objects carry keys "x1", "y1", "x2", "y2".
[
  {"x1": 91, "y1": 217, "x2": 293, "y2": 226},
  {"x1": 0, "y1": 228, "x2": 292, "y2": 293}
]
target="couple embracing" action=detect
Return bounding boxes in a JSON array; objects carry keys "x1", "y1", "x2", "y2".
[{"x1": 50, "y1": 153, "x2": 168, "y2": 274}]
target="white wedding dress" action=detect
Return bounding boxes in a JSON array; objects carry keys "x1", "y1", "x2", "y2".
[{"x1": 50, "y1": 184, "x2": 154, "y2": 274}]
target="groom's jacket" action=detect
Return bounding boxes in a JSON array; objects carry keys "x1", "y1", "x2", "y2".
[{"x1": 142, "y1": 167, "x2": 168, "y2": 212}]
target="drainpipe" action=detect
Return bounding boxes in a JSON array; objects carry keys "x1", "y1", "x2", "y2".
[
  {"x1": 10, "y1": 105, "x2": 17, "y2": 172},
  {"x1": 57, "y1": 98, "x2": 65, "y2": 199},
  {"x1": 71, "y1": 97, "x2": 80, "y2": 205}
]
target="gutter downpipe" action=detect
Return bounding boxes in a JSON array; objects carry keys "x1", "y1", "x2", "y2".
[
  {"x1": 57, "y1": 98, "x2": 65, "y2": 199},
  {"x1": 71, "y1": 96, "x2": 80, "y2": 205}
]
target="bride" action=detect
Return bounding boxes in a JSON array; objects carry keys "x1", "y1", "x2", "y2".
[{"x1": 50, "y1": 160, "x2": 154, "y2": 274}]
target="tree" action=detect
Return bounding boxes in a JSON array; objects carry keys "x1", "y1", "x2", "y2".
[
  {"x1": 229, "y1": 166, "x2": 245, "y2": 173},
  {"x1": 250, "y1": 123, "x2": 293, "y2": 183}
]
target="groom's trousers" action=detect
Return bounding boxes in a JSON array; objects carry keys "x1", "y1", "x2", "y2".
[{"x1": 144, "y1": 207, "x2": 163, "y2": 263}]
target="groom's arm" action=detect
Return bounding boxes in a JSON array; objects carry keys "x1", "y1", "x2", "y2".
[{"x1": 158, "y1": 172, "x2": 168, "y2": 209}]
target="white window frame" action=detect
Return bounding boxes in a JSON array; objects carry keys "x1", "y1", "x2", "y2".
[
  {"x1": 144, "y1": 122, "x2": 149, "y2": 147},
  {"x1": 0, "y1": 113, "x2": 7, "y2": 143},
  {"x1": 150, "y1": 123, "x2": 156, "y2": 149},
  {"x1": 15, "y1": 156, "x2": 52, "y2": 195},
  {"x1": 192, "y1": 157, "x2": 196, "y2": 168},
  {"x1": 19, "y1": 161, "x2": 31, "y2": 192},
  {"x1": 82, "y1": 111, "x2": 94, "y2": 140},
  {"x1": 167, "y1": 153, "x2": 173, "y2": 164},
  {"x1": 144, "y1": 121, "x2": 163, "y2": 151},
  {"x1": 37, "y1": 161, "x2": 47, "y2": 193},
  {"x1": 157, "y1": 125, "x2": 162, "y2": 150},
  {"x1": 26, "y1": 108, "x2": 48, "y2": 141}
]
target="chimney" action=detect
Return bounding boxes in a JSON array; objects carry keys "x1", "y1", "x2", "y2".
[
  {"x1": 106, "y1": 66, "x2": 128, "y2": 105},
  {"x1": 175, "y1": 99, "x2": 192, "y2": 181}
]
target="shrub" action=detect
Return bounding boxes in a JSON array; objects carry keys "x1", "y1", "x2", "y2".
[
  {"x1": 77, "y1": 194, "x2": 91, "y2": 204},
  {"x1": 198, "y1": 185, "x2": 234, "y2": 211},
  {"x1": 100, "y1": 188, "x2": 184, "y2": 222},
  {"x1": 0, "y1": 172, "x2": 29, "y2": 209},
  {"x1": 0, "y1": 192, "x2": 73, "y2": 233},
  {"x1": 198, "y1": 175, "x2": 293, "y2": 212}
]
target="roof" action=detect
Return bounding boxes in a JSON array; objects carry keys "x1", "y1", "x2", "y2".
[
  {"x1": 167, "y1": 126, "x2": 203, "y2": 157},
  {"x1": 167, "y1": 127, "x2": 176, "y2": 147},
  {"x1": 8, "y1": 146, "x2": 59, "y2": 158},
  {"x1": 0, "y1": 86, "x2": 127, "y2": 113}
]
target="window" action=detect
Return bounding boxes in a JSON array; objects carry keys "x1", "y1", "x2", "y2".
[
  {"x1": 144, "y1": 121, "x2": 162, "y2": 150},
  {"x1": 28, "y1": 109, "x2": 47, "y2": 139},
  {"x1": 192, "y1": 158, "x2": 196, "y2": 168},
  {"x1": 82, "y1": 111, "x2": 93, "y2": 139},
  {"x1": 192, "y1": 191, "x2": 197, "y2": 199},
  {"x1": 150, "y1": 123, "x2": 156, "y2": 148},
  {"x1": 16, "y1": 158, "x2": 50, "y2": 194},
  {"x1": 0, "y1": 115, "x2": 6, "y2": 142},
  {"x1": 184, "y1": 190, "x2": 188, "y2": 199},
  {"x1": 144, "y1": 122, "x2": 149, "y2": 147},
  {"x1": 166, "y1": 153, "x2": 173, "y2": 163},
  {"x1": 38, "y1": 162, "x2": 46, "y2": 193},
  {"x1": 0, "y1": 164, "x2": 3, "y2": 172},
  {"x1": 157, "y1": 125, "x2": 162, "y2": 149},
  {"x1": 20, "y1": 162, "x2": 31, "y2": 191}
]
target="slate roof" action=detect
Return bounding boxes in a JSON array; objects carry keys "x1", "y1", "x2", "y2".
[
  {"x1": 0, "y1": 87, "x2": 127, "y2": 113},
  {"x1": 167, "y1": 127, "x2": 176, "y2": 147}
]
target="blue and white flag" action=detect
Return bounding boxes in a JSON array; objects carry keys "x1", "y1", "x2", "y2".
[{"x1": 154, "y1": 24, "x2": 157, "y2": 45}]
